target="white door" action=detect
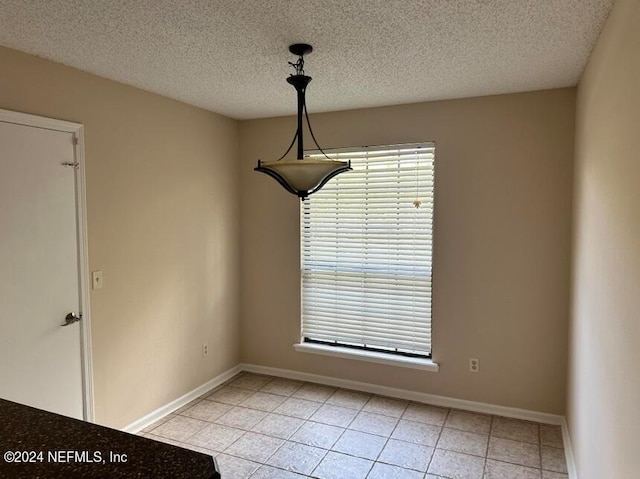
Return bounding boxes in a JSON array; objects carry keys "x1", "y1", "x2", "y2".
[{"x1": 0, "y1": 112, "x2": 91, "y2": 420}]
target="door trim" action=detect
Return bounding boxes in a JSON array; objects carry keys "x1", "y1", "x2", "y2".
[{"x1": 0, "y1": 108, "x2": 94, "y2": 422}]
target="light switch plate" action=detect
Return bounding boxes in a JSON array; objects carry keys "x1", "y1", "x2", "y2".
[{"x1": 92, "y1": 270, "x2": 103, "y2": 290}]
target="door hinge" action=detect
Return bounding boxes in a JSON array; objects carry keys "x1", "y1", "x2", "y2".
[
  {"x1": 72, "y1": 136, "x2": 78, "y2": 145},
  {"x1": 61, "y1": 162, "x2": 80, "y2": 169}
]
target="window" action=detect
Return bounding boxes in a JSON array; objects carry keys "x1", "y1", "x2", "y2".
[{"x1": 300, "y1": 143, "x2": 435, "y2": 360}]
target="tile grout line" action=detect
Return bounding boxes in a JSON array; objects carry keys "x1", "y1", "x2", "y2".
[
  {"x1": 285, "y1": 383, "x2": 351, "y2": 479},
  {"x1": 360, "y1": 393, "x2": 378, "y2": 479},
  {"x1": 311, "y1": 389, "x2": 372, "y2": 479},
  {"x1": 425, "y1": 406, "x2": 450, "y2": 477},
  {"x1": 364, "y1": 397, "x2": 409, "y2": 479},
  {"x1": 481, "y1": 414, "x2": 496, "y2": 479},
  {"x1": 143, "y1": 373, "x2": 568, "y2": 479},
  {"x1": 216, "y1": 373, "x2": 276, "y2": 472},
  {"x1": 189, "y1": 391, "x2": 450, "y2": 476},
  {"x1": 538, "y1": 422, "x2": 544, "y2": 478}
]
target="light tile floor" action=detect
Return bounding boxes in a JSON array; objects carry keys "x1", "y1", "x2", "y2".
[{"x1": 139, "y1": 372, "x2": 568, "y2": 479}]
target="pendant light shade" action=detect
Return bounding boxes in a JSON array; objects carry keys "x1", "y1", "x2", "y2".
[
  {"x1": 256, "y1": 158, "x2": 351, "y2": 196},
  {"x1": 254, "y1": 44, "x2": 351, "y2": 200}
]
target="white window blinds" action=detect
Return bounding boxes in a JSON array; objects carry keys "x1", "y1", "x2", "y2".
[{"x1": 301, "y1": 143, "x2": 435, "y2": 357}]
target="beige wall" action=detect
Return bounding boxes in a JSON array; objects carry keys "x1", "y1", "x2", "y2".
[
  {"x1": 569, "y1": 0, "x2": 640, "y2": 476},
  {"x1": 0, "y1": 46, "x2": 241, "y2": 428},
  {"x1": 239, "y1": 89, "x2": 575, "y2": 414},
  {"x1": 0, "y1": 36, "x2": 584, "y2": 428}
]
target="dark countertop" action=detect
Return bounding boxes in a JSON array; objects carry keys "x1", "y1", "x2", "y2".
[{"x1": 0, "y1": 398, "x2": 221, "y2": 479}]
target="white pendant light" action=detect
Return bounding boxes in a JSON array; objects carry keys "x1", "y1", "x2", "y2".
[{"x1": 255, "y1": 44, "x2": 351, "y2": 200}]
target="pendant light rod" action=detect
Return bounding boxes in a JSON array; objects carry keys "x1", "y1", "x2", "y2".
[
  {"x1": 271, "y1": 44, "x2": 312, "y2": 163},
  {"x1": 288, "y1": 74, "x2": 310, "y2": 160},
  {"x1": 297, "y1": 83, "x2": 304, "y2": 159}
]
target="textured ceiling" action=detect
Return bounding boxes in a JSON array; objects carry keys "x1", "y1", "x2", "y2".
[{"x1": 0, "y1": 0, "x2": 613, "y2": 120}]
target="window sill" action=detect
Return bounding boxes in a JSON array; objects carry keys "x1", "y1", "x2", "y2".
[{"x1": 293, "y1": 343, "x2": 439, "y2": 372}]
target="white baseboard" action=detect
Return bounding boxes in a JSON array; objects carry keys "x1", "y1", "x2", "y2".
[
  {"x1": 121, "y1": 364, "x2": 242, "y2": 433},
  {"x1": 240, "y1": 363, "x2": 564, "y2": 425},
  {"x1": 561, "y1": 417, "x2": 578, "y2": 479}
]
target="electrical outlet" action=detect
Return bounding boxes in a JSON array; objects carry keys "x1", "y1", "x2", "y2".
[
  {"x1": 202, "y1": 344, "x2": 208, "y2": 357},
  {"x1": 469, "y1": 358, "x2": 479, "y2": 373}
]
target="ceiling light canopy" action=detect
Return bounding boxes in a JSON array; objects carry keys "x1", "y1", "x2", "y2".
[{"x1": 254, "y1": 44, "x2": 351, "y2": 200}]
